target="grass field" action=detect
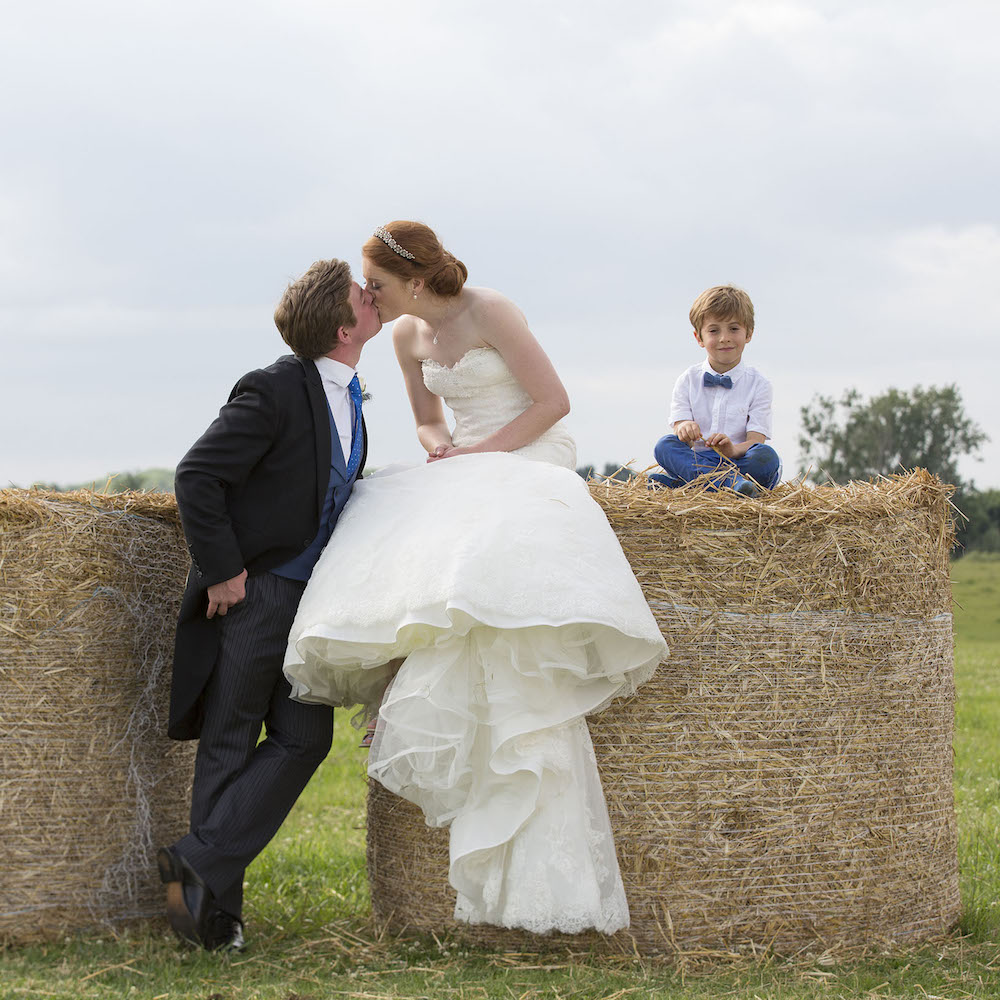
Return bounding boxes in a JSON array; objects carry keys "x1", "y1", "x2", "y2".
[{"x1": 3, "y1": 557, "x2": 999, "y2": 999}]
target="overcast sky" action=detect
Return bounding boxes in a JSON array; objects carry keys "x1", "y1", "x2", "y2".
[{"x1": 2, "y1": 0, "x2": 997, "y2": 489}]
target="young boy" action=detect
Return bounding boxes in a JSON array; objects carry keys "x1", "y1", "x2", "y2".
[{"x1": 651, "y1": 285, "x2": 780, "y2": 496}]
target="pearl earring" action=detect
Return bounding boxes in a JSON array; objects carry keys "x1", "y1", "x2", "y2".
[{"x1": 412, "y1": 291, "x2": 418, "y2": 299}]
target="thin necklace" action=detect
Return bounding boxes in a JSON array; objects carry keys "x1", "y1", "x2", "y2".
[{"x1": 431, "y1": 297, "x2": 460, "y2": 345}]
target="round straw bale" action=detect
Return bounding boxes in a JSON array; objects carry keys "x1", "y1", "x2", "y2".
[
  {"x1": 0, "y1": 489, "x2": 195, "y2": 944},
  {"x1": 366, "y1": 471, "x2": 960, "y2": 956}
]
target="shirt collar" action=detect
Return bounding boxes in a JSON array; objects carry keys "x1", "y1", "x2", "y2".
[
  {"x1": 314, "y1": 355, "x2": 356, "y2": 388},
  {"x1": 701, "y1": 358, "x2": 745, "y2": 383}
]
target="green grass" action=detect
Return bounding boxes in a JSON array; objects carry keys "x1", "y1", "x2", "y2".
[
  {"x1": 953, "y1": 552, "x2": 1000, "y2": 644},
  {"x1": 952, "y1": 555, "x2": 1000, "y2": 944},
  {"x1": 3, "y1": 563, "x2": 999, "y2": 999}
]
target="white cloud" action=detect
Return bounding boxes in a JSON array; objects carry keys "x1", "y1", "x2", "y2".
[
  {"x1": 0, "y1": 0, "x2": 998, "y2": 488},
  {"x1": 885, "y1": 224, "x2": 1000, "y2": 315}
]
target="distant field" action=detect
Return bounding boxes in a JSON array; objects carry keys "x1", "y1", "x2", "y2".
[
  {"x1": 950, "y1": 554, "x2": 1000, "y2": 944},
  {"x1": 953, "y1": 552, "x2": 1000, "y2": 643},
  {"x1": 3, "y1": 559, "x2": 999, "y2": 999}
]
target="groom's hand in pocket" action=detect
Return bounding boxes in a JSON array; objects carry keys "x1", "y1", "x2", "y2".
[{"x1": 206, "y1": 569, "x2": 248, "y2": 619}]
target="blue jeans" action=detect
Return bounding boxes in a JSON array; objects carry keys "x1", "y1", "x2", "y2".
[{"x1": 651, "y1": 435, "x2": 781, "y2": 490}]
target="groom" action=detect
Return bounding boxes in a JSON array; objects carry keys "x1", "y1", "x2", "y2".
[{"x1": 159, "y1": 259, "x2": 381, "y2": 951}]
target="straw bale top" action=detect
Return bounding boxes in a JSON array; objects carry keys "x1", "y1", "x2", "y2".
[
  {"x1": 588, "y1": 469, "x2": 955, "y2": 618},
  {"x1": 591, "y1": 467, "x2": 955, "y2": 528},
  {"x1": 0, "y1": 488, "x2": 186, "y2": 644},
  {"x1": 0, "y1": 487, "x2": 181, "y2": 528}
]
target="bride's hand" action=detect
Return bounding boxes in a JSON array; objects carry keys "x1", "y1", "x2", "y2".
[
  {"x1": 427, "y1": 444, "x2": 477, "y2": 462},
  {"x1": 426, "y1": 443, "x2": 451, "y2": 462}
]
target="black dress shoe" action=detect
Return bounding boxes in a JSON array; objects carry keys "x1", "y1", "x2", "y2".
[
  {"x1": 203, "y1": 909, "x2": 246, "y2": 952},
  {"x1": 157, "y1": 846, "x2": 218, "y2": 949}
]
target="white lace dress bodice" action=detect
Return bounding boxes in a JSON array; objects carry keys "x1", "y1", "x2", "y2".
[
  {"x1": 421, "y1": 347, "x2": 576, "y2": 469},
  {"x1": 283, "y1": 348, "x2": 667, "y2": 936}
]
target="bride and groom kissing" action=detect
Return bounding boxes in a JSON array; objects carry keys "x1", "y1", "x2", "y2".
[{"x1": 158, "y1": 221, "x2": 667, "y2": 952}]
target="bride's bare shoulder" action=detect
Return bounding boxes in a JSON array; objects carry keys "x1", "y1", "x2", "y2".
[
  {"x1": 463, "y1": 287, "x2": 526, "y2": 325},
  {"x1": 391, "y1": 314, "x2": 423, "y2": 357},
  {"x1": 392, "y1": 315, "x2": 420, "y2": 349}
]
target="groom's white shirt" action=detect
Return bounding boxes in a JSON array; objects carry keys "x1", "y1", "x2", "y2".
[{"x1": 314, "y1": 356, "x2": 357, "y2": 468}]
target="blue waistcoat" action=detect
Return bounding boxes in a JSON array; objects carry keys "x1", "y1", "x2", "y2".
[{"x1": 271, "y1": 404, "x2": 358, "y2": 581}]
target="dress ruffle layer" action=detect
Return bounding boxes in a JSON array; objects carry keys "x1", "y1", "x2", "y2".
[{"x1": 283, "y1": 453, "x2": 666, "y2": 933}]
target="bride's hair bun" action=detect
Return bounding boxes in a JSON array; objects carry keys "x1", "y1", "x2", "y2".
[
  {"x1": 363, "y1": 220, "x2": 468, "y2": 297},
  {"x1": 426, "y1": 251, "x2": 468, "y2": 297}
]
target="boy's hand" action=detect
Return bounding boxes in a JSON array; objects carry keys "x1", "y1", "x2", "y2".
[
  {"x1": 674, "y1": 420, "x2": 702, "y2": 444},
  {"x1": 705, "y1": 432, "x2": 738, "y2": 458}
]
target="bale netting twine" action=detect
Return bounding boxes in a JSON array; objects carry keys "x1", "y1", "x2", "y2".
[
  {"x1": 0, "y1": 489, "x2": 195, "y2": 944},
  {"x1": 366, "y1": 470, "x2": 960, "y2": 957}
]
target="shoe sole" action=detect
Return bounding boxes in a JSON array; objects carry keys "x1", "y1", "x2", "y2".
[
  {"x1": 158, "y1": 848, "x2": 202, "y2": 947},
  {"x1": 165, "y1": 881, "x2": 202, "y2": 945}
]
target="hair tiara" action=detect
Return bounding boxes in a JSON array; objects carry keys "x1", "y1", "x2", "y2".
[{"x1": 373, "y1": 226, "x2": 416, "y2": 261}]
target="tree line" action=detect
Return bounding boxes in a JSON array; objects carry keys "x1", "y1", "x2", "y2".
[
  {"x1": 797, "y1": 384, "x2": 993, "y2": 556},
  {"x1": 27, "y1": 468, "x2": 176, "y2": 494}
]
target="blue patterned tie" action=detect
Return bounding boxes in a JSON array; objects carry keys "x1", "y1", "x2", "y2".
[
  {"x1": 345, "y1": 374, "x2": 364, "y2": 480},
  {"x1": 703, "y1": 371, "x2": 733, "y2": 389}
]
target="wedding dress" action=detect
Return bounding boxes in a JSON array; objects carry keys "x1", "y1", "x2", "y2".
[{"x1": 283, "y1": 347, "x2": 666, "y2": 935}]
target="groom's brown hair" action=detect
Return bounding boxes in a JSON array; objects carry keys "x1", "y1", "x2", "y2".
[{"x1": 274, "y1": 259, "x2": 356, "y2": 358}]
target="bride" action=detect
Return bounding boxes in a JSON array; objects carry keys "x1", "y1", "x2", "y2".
[{"x1": 283, "y1": 221, "x2": 666, "y2": 935}]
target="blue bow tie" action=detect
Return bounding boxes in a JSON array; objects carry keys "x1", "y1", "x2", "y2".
[{"x1": 703, "y1": 371, "x2": 733, "y2": 389}]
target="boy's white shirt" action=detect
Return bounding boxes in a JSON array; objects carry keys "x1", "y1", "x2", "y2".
[{"x1": 668, "y1": 359, "x2": 773, "y2": 445}]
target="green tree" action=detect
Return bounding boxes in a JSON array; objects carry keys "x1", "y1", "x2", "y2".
[
  {"x1": 955, "y1": 488, "x2": 1000, "y2": 554},
  {"x1": 798, "y1": 384, "x2": 988, "y2": 488}
]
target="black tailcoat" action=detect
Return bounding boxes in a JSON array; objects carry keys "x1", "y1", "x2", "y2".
[{"x1": 169, "y1": 354, "x2": 366, "y2": 740}]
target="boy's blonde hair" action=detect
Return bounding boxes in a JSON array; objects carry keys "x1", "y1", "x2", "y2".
[{"x1": 689, "y1": 285, "x2": 755, "y2": 335}]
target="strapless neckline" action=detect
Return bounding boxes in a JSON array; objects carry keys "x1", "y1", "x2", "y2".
[
  {"x1": 420, "y1": 345, "x2": 576, "y2": 469},
  {"x1": 420, "y1": 346, "x2": 496, "y2": 373}
]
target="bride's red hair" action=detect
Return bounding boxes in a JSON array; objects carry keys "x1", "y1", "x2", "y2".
[{"x1": 363, "y1": 221, "x2": 468, "y2": 297}]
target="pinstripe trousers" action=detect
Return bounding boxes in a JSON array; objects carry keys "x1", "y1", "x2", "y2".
[{"x1": 174, "y1": 571, "x2": 334, "y2": 918}]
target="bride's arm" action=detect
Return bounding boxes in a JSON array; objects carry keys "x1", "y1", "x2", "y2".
[
  {"x1": 393, "y1": 318, "x2": 454, "y2": 457},
  {"x1": 443, "y1": 293, "x2": 570, "y2": 457}
]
